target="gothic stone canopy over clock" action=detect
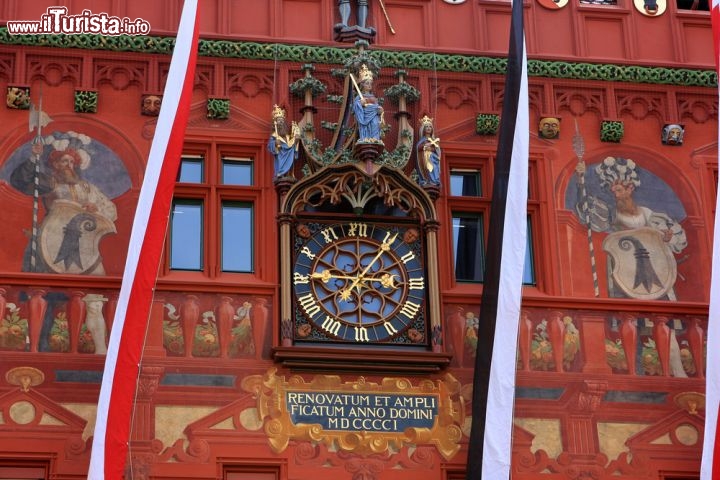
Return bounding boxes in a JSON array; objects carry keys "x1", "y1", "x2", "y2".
[{"x1": 274, "y1": 164, "x2": 450, "y2": 372}]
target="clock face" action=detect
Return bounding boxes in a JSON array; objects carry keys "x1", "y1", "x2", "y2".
[{"x1": 292, "y1": 222, "x2": 426, "y2": 344}]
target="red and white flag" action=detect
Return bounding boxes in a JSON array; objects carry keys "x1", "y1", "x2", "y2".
[
  {"x1": 702, "y1": 2, "x2": 720, "y2": 478},
  {"x1": 87, "y1": 1, "x2": 199, "y2": 478}
]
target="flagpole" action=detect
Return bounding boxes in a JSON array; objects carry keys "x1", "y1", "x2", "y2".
[
  {"x1": 572, "y1": 120, "x2": 600, "y2": 297},
  {"x1": 28, "y1": 92, "x2": 46, "y2": 273}
]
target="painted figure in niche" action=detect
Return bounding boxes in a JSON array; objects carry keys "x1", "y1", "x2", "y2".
[
  {"x1": 162, "y1": 298, "x2": 258, "y2": 358},
  {"x1": 352, "y1": 64, "x2": 385, "y2": 143},
  {"x1": 0, "y1": 302, "x2": 27, "y2": 351},
  {"x1": 267, "y1": 105, "x2": 300, "y2": 178},
  {"x1": 231, "y1": 301, "x2": 255, "y2": 356},
  {"x1": 464, "y1": 311, "x2": 479, "y2": 356},
  {"x1": 570, "y1": 157, "x2": 691, "y2": 376},
  {"x1": 661, "y1": 123, "x2": 684, "y2": 146},
  {"x1": 416, "y1": 115, "x2": 441, "y2": 186},
  {"x1": 7, "y1": 87, "x2": 30, "y2": 110},
  {"x1": 527, "y1": 316, "x2": 581, "y2": 371},
  {"x1": 83, "y1": 293, "x2": 108, "y2": 354},
  {"x1": 538, "y1": 116, "x2": 560, "y2": 139},
  {"x1": 141, "y1": 94, "x2": 162, "y2": 116},
  {"x1": 2, "y1": 131, "x2": 130, "y2": 275},
  {"x1": 571, "y1": 156, "x2": 687, "y2": 301}
]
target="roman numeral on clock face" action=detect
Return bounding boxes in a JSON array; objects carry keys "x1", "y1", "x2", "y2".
[
  {"x1": 297, "y1": 293, "x2": 321, "y2": 317},
  {"x1": 321, "y1": 315, "x2": 342, "y2": 336},
  {"x1": 383, "y1": 322, "x2": 398, "y2": 335},
  {"x1": 321, "y1": 227, "x2": 338, "y2": 243},
  {"x1": 401, "y1": 251, "x2": 416, "y2": 264},
  {"x1": 400, "y1": 301, "x2": 421, "y2": 319},
  {"x1": 354, "y1": 326, "x2": 369, "y2": 342},
  {"x1": 400, "y1": 300, "x2": 420, "y2": 320},
  {"x1": 347, "y1": 222, "x2": 368, "y2": 237}
]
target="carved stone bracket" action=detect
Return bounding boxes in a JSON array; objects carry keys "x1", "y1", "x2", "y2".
[
  {"x1": 5, "y1": 366, "x2": 44, "y2": 391},
  {"x1": 568, "y1": 380, "x2": 608, "y2": 414}
]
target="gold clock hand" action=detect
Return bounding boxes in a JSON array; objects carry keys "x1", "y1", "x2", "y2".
[
  {"x1": 377, "y1": 273, "x2": 397, "y2": 289},
  {"x1": 342, "y1": 232, "x2": 398, "y2": 297},
  {"x1": 311, "y1": 271, "x2": 363, "y2": 283},
  {"x1": 311, "y1": 270, "x2": 332, "y2": 283}
]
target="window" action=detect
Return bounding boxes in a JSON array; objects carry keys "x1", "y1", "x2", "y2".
[
  {"x1": 168, "y1": 145, "x2": 264, "y2": 278},
  {"x1": 0, "y1": 462, "x2": 48, "y2": 480},
  {"x1": 222, "y1": 156, "x2": 253, "y2": 185},
  {"x1": 450, "y1": 169, "x2": 481, "y2": 197},
  {"x1": 170, "y1": 200, "x2": 203, "y2": 270},
  {"x1": 223, "y1": 462, "x2": 283, "y2": 480},
  {"x1": 676, "y1": 0, "x2": 708, "y2": 9},
  {"x1": 178, "y1": 155, "x2": 203, "y2": 182},
  {"x1": 523, "y1": 216, "x2": 536, "y2": 285},
  {"x1": 221, "y1": 201, "x2": 253, "y2": 272},
  {"x1": 446, "y1": 158, "x2": 538, "y2": 286},
  {"x1": 452, "y1": 213, "x2": 485, "y2": 282}
]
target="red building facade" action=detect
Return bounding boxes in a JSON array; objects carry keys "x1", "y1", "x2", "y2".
[{"x1": 0, "y1": 0, "x2": 716, "y2": 479}]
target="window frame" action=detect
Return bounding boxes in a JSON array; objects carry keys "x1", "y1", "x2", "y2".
[
  {"x1": 163, "y1": 141, "x2": 268, "y2": 281},
  {"x1": 0, "y1": 460, "x2": 49, "y2": 480},
  {"x1": 451, "y1": 210, "x2": 487, "y2": 283},
  {"x1": 443, "y1": 151, "x2": 542, "y2": 291},
  {"x1": 220, "y1": 200, "x2": 255, "y2": 273},
  {"x1": 222, "y1": 460, "x2": 285, "y2": 480},
  {"x1": 169, "y1": 198, "x2": 205, "y2": 271}
]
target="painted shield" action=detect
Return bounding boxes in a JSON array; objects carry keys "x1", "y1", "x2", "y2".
[
  {"x1": 537, "y1": 0, "x2": 569, "y2": 9},
  {"x1": 602, "y1": 227, "x2": 676, "y2": 300},
  {"x1": 38, "y1": 199, "x2": 116, "y2": 274},
  {"x1": 633, "y1": 0, "x2": 667, "y2": 16}
]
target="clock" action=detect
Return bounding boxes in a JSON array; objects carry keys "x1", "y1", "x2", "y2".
[
  {"x1": 292, "y1": 222, "x2": 427, "y2": 345},
  {"x1": 442, "y1": 0, "x2": 467, "y2": 3}
]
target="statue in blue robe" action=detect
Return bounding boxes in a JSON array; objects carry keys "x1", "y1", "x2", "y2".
[
  {"x1": 352, "y1": 65, "x2": 384, "y2": 143},
  {"x1": 416, "y1": 115, "x2": 441, "y2": 186},
  {"x1": 268, "y1": 105, "x2": 300, "y2": 178}
]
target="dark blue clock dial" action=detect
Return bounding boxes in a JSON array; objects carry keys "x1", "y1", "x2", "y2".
[{"x1": 293, "y1": 223, "x2": 426, "y2": 344}]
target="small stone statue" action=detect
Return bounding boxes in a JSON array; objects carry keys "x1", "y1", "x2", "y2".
[
  {"x1": 661, "y1": 123, "x2": 684, "y2": 146},
  {"x1": 334, "y1": 0, "x2": 378, "y2": 42},
  {"x1": 141, "y1": 94, "x2": 162, "y2": 116},
  {"x1": 268, "y1": 105, "x2": 300, "y2": 178},
  {"x1": 538, "y1": 116, "x2": 560, "y2": 139},
  {"x1": 416, "y1": 115, "x2": 441, "y2": 186},
  {"x1": 351, "y1": 65, "x2": 385, "y2": 143}
]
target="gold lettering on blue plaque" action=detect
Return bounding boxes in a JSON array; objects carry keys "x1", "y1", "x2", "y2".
[{"x1": 240, "y1": 368, "x2": 465, "y2": 459}]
